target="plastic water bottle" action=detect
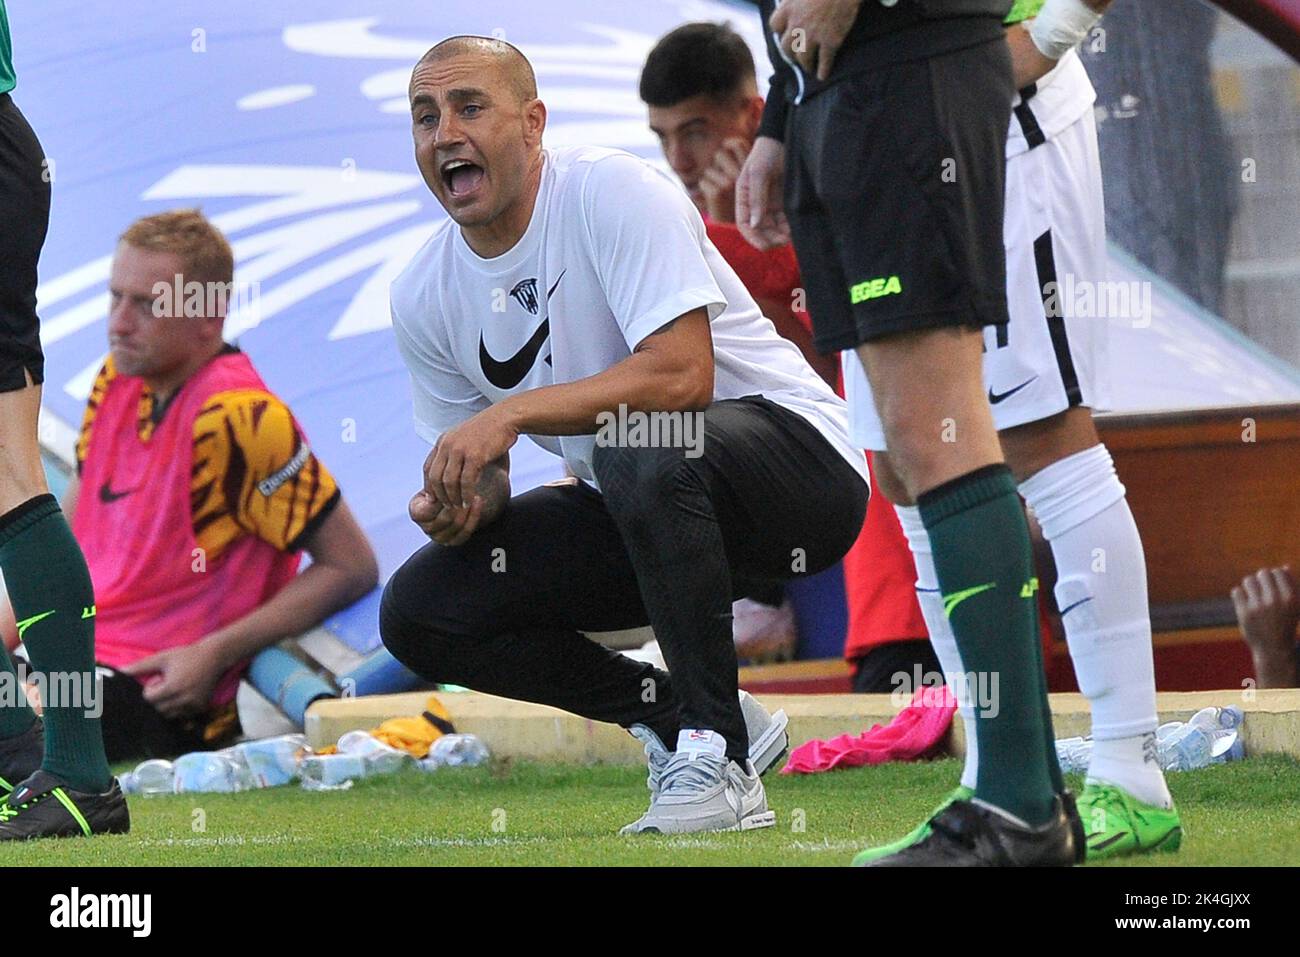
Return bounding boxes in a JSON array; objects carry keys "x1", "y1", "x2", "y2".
[
  {"x1": 173, "y1": 751, "x2": 253, "y2": 793},
  {"x1": 1054, "y1": 736, "x2": 1093, "y2": 774},
  {"x1": 299, "y1": 753, "x2": 366, "y2": 790},
  {"x1": 422, "y1": 733, "x2": 490, "y2": 770},
  {"x1": 1162, "y1": 708, "x2": 1238, "y2": 771},
  {"x1": 117, "y1": 772, "x2": 139, "y2": 795},
  {"x1": 230, "y1": 734, "x2": 308, "y2": 788},
  {"x1": 132, "y1": 759, "x2": 176, "y2": 796},
  {"x1": 1217, "y1": 706, "x2": 1246, "y2": 761},
  {"x1": 337, "y1": 731, "x2": 413, "y2": 776},
  {"x1": 1218, "y1": 706, "x2": 1244, "y2": 730}
]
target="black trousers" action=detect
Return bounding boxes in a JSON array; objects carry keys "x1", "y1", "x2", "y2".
[{"x1": 381, "y1": 396, "x2": 868, "y2": 762}]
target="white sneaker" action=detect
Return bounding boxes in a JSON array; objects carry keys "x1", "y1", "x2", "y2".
[
  {"x1": 629, "y1": 691, "x2": 788, "y2": 802},
  {"x1": 620, "y1": 752, "x2": 775, "y2": 834},
  {"x1": 739, "y1": 690, "x2": 789, "y2": 775}
]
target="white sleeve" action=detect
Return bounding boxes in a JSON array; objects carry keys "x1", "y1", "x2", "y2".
[
  {"x1": 580, "y1": 154, "x2": 727, "y2": 350},
  {"x1": 390, "y1": 298, "x2": 489, "y2": 446}
]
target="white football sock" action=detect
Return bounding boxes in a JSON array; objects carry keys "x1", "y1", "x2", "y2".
[
  {"x1": 1018, "y1": 444, "x2": 1172, "y2": 809},
  {"x1": 897, "y1": 504, "x2": 978, "y2": 791}
]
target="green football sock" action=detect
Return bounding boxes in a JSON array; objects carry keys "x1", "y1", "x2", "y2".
[
  {"x1": 1028, "y1": 592, "x2": 1066, "y2": 795},
  {"x1": 918, "y1": 465, "x2": 1057, "y2": 826},
  {"x1": 0, "y1": 495, "x2": 111, "y2": 793}
]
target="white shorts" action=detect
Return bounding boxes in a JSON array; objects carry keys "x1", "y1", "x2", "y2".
[{"x1": 844, "y1": 72, "x2": 1111, "y2": 451}]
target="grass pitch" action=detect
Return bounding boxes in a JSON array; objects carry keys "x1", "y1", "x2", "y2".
[{"x1": 1, "y1": 756, "x2": 1297, "y2": 866}]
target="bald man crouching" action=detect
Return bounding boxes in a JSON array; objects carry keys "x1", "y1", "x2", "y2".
[{"x1": 380, "y1": 36, "x2": 869, "y2": 834}]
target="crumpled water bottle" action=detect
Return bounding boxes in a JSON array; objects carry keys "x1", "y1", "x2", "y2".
[
  {"x1": 337, "y1": 730, "x2": 413, "y2": 776},
  {"x1": 229, "y1": 734, "x2": 308, "y2": 788},
  {"x1": 1161, "y1": 707, "x2": 1239, "y2": 771},
  {"x1": 421, "y1": 733, "x2": 490, "y2": 770},
  {"x1": 132, "y1": 759, "x2": 176, "y2": 797},
  {"x1": 173, "y1": 751, "x2": 254, "y2": 793},
  {"x1": 299, "y1": 753, "x2": 366, "y2": 790}
]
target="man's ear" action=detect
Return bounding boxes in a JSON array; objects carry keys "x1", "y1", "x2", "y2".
[{"x1": 524, "y1": 97, "x2": 547, "y2": 146}]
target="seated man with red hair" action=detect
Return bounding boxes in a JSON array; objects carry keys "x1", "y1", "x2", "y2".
[{"x1": 2, "y1": 210, "x2": 378, "y2": 761}]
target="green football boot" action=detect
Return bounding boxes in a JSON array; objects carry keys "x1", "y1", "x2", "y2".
[
  {"x1": 1078, "y1": 781, "x2": 1182, "y2": 860},
  {"x1": 851, "y1": 785, "x2": 974, "y2": 866}
]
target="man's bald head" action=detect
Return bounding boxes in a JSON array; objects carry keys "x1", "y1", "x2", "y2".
[
  {"x1": 408, "y1": 34, "x2": 547, "y2": 248},
  {"x1": 415, "y1": 35, "x2": 537, "y2": 105}
]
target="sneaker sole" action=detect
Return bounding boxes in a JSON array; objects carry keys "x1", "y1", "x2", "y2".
[
  {"x1": 750, "y1": 709, "x2": 789, "y2": 777},
  {"x1": 1088, "y1": 823, "x2": 1183, "y2": 859},
  {"x1": 738, "y1": 810, "x2": 776, "y2": 831}
]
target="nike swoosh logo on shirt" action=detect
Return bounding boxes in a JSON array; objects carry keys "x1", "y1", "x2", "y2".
[
  {"x1": 478, "y1": 270, "x2": 564, "y2": 390},
  {"x1": 479, "y1": 318, "x2": 551, "y2": 390},
  {"x1": 98, "y1": 480, "x2": 138, "y2": 503}
]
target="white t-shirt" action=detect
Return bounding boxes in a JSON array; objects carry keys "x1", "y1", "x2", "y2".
[{"x1": 390, "y1": 144, "x2": 868, "y2": 488}]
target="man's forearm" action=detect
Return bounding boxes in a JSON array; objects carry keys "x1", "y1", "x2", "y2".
[
  {"x1": 199, "y1": 562, "x2": 374, "y2": 671},
  {"x1": 495, "y1": 318, "x2": 713, "y2": 437}
]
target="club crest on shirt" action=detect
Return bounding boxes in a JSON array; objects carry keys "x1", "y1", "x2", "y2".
[{"x1": 510, "y1": 278, "x2": 540, "y2": 315}]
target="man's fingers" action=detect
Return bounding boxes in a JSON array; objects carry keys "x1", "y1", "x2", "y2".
[
  {"x1": 426, "y1": 445, "x2": 453, "y2": 508},
  {"x1": 120, "y1": 655, "x2": 162, "y2": 676},
  {"x1": 698, "y1": 167, "x2": 725, "y2": 198},
  {"x1": 459, "y1": 456, "x2": 484, "y2": 510},
  {"x1": 736, "y1": 164, "x2": 759, "y2": 230},
  {"x1": 734, "y1": 161, "x2": 750, "y2": 201},
  {"x1": 725, "y1": 138, "x2": 751, "y2": 168},
  {"x1": 444, "y1": 496, "x2": 484, "y2": 546},
  {"x1": 141, "y1": 679, "x2": 172, "y2": 704},
  {"x1": 816, "y1": 41, "x2": 840, "y2": 82},
  {"x1": 769, "y1": 2, "x2": 789, "y2": 35},
  {"x1": 794, "y1": 34, "x2": 818, "y2": 74},
  {"x1": 1242, "y1": 572, "x2": 1261, "y2": 606},
  {"x1": 1256, "y1": 568, "x2": 1277, "y2": 606},
  {"x1": 713, "y1": 146, "x2": 743, "y2": 180},
  {"x1": 1271, "y1": 566, "x2": 1296, "y2": 606},
  {"x1": 440, "y1": 449, "x2": 464, "y2": 511},
  {"x1": 1231, "y1": 585, "x2": 1249, "y2": 620},
  {"x1": 409, "y1": 490, "x2": 440, "y2": 525}
]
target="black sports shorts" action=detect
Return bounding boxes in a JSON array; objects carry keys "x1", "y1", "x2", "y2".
[
  {"x1": 0, "y1": 93, "x2": 50, "y2": 393},
  {"x1": 784, "y1": 35, "x2": 1014, "y2": 353}
]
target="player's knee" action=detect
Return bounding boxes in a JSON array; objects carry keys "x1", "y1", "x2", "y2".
[
  {"x1": 379, "y1": 576, "x2": 466, "y2": 684},
  {"x1": 378, "y1": 572, "x2": 424, "y2": 668},
  {"x1": 592, "y1": 442, "x2": 689, "y2": 518},
  {"x1": 871, "y1": 451, "x2": 913, "y2": 506}
]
